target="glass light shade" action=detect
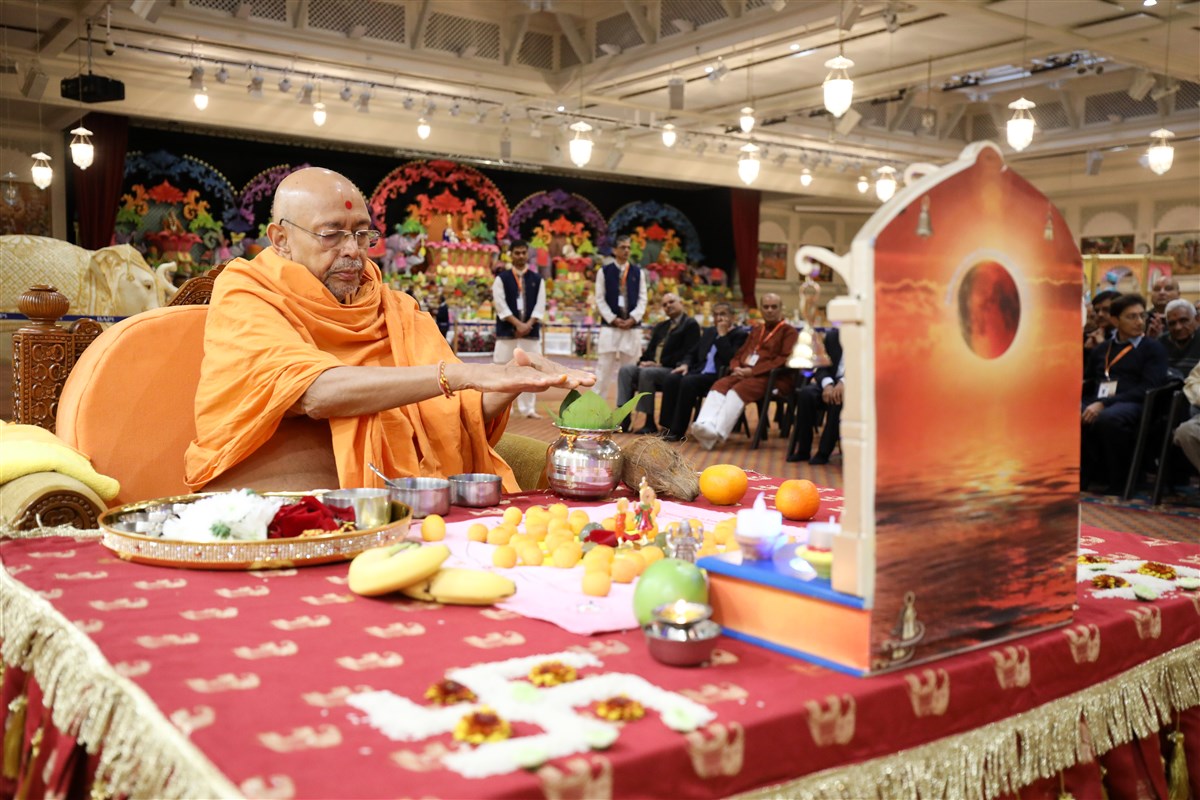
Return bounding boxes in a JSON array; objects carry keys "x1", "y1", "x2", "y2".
[
  {"x1": 739, "y1": 106, "x2": 755, "y2": 133},
  {"x1": 1006, "y1": 98, "x2": 1036, "y2": 151},
  {"x1": 799, "y1": 168, "x2": 813, "y2": 187},
  {"x1": 569, "y1": 121, "x2": 593, "y2": 167},
  {"x1": 737, "y1": 143, "x2": 760, "y2": 185},
  {"x1": 2, "y1": 172, "x2": 18, "y2": 206},
  {"x1": 1147, "y1": 128, "x2": 1175, "y2": 175},
  {"x1": 822, "y1": 55, "x2": 855, "y2": 118},
  {"x1": 417, "y1": 118, "x2": 431, "y2": 140},
  {"x1": 856, "y1": 175, "x2": 869, "y2": 193},
  {"x1": 312, "y1": 102, "x2": 327, "y2": 126},
  {"x1": 875, "y1": 166, "x2": 897, "y2": 202},
  {"x1": 30, "y1": 152, "x2": 52, "y2": 190},
  {"x1": 69, "y1": 126, "x2": 95, "y2": 169},
  {"x1": 662, "y1": 123, "x2": 676, "y2": 148},
  {"x1": 193, "y1": 88, "x2": 209, "y2": 110}
]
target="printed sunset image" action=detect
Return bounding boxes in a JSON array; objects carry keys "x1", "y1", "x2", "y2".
[{"x1": 865, "y1": 146, "x2": 1082, "y2": 671}]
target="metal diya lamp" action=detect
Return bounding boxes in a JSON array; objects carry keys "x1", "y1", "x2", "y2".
[{"x1": 643, "y1": 600, "x2": 721, "y2": 667}]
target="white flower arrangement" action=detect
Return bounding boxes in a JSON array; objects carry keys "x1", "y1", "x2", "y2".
[{"x1": 159, "y1": 490, "x2": 287, "y2": 542}]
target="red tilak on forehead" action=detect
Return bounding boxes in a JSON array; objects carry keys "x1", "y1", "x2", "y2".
[{"x1": 345, "y1": 200, "x2": 352, "y2": 209}]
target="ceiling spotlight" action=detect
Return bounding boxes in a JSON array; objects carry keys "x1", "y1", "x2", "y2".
[
  {"x1": 189, "y1": 65, "x2": 205, "y2": 90},
  {"x1": 215, "y1": 65, "x2": 229, "y2": 83},
  {"x1": 882, "y1": 6, "x2": 900, "y2": 33},
  {"x1": 705, "y1": 57, "x2": 729, "y2": 82},
  {"x1": 104, "y1": 29, "x2": 115, "y2": 56},
  {"x1": 556, "y1": 104, "x2": 566, "y2": 112},
  {"x1": 823, "y1": 55, "x2": 855, "y2": 117},
  {"x1": 530, "y1": 119, "x2": 543, "y2": 138},
  {"x1": 599, "y1": 43, "x2": 621, "y2": 56},
  {"x1": 694, "y1": 140, "x2": 707, "y2": 156},
  {"x1": 499, "y1": 108, "x2": 511, "y2": 124},
  {"x1": 417, "y1": 117, "x2": 431, "y2": 139},
  {"x1": 30, "y1": 152, "x2": 52, "y2": 190},
  {"x1": 739, "y1": 106, "x2": 755, "y2": 133},
  {"x1": 401, "y1": 94, "x2": 414, "y2": 109},
  {"x1": 278, "y1": 75, "x2": 292, "y2": 93},
  {"x1": 1006, "y1": 97, "x2": 1036, "y2": 151},
  {"x1": 671, "y1": 19, "x2": 695, "y2": 33},
  {"x1": 422, "y1": 99, "x2": 436, "y2": 116},
  {"x1": 662, "y1": 123, "x2": 677, "y2": 148},
  {"x1": 1143, "y1": 0, "x2": 1157, "y2": 6},
  {"x1": 737, "y1": 142, "x2": 760, "y2": 185},
  {"x1": 348, "y1": 23, "x2": 367, "y2": 39},
  {"x1": 458, "y1": 44, "x2": 478, "y2": 59},
  {"x1": 189, "y1": 66, "x2": 208, "y2": 110},
  {"x1": 471, "y1": 106, "x2": 487, "y2": 124},
  {"x1": 1149, "y1": 82, "x2": 1179, "y2": 101},
  {"x1": 800, "y1": 167, "x2": 813, "y2": 187},
  {"x1": 339, "y1": 84, "x2": 353, "y2": 102},
  {"x1": 769, "y1": 0, "x2": 787, "y2": 10},
  {"x1": 356, "y1": 90, "x2": 371, "y2": 113},
  {"x1": 312, "y1": 102, "x2": 327, "y2": 126},
  {"x1": 875, "y1": 166, "x2": 897, "y2": 202},
  {"x1": 297, "y1": 83, "x2": 315, "y2": 104},
  {"x1": 856, "y1": 175, "x2": 869, "y2": 193},
  {"x1": 1127, "y1": 70, "x2": 1156, "y2": 101},
  {"x1": 69, "y1": 126, "x2": 95, "y2": 169},
  {"x1": 448, "y1": 101, "x2": 461, "y2": 117},
  {"x1": 247, "y1": 73, "x2": 264, "y2": 97},
  {"x1": 920, "y1": 107, "x2": 937, "y2": 132},
  {"x1": 1147, "y1": 128, "x2": 1175, "y2": 175},
  {"x1": 193, "y1": 87, "x2": 209, "y2": 110},
  {"x1": 568, "y1": 120, "x2": 594, "y2": 168}
]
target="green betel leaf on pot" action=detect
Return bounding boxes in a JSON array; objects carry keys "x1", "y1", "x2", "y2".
[
  {"x1": 559, "y1": 390, "x2": 617, "y2": 429},
  {"x1": 609, "y1": 392, "x2": 649, "y2": 429},
  {"x1": 552, "y1": 389, "x2": 584, "y2": 426}
]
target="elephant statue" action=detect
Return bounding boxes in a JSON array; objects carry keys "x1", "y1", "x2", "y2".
[{"x1": 0, "y1": 235, "x2": 166, "y2": 317}]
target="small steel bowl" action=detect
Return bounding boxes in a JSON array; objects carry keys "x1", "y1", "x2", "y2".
[
  {"x1": 322, "y1": 488, "x2": 392, "y2": 529},
  {"x1": 448, "y1": 473, "x2": 503, "y2": 507},
  {"x1": 643, "y1": 619, "x2": 722, "y2": 667},
  {"x1": 387, "y1": 477, "x2": 451, "y2": 519}
]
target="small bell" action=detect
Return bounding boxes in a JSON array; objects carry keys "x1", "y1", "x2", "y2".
[
  {"x1": 1044, "y1": 209, "x2": 1055, "y2": 241},
  {"x1": 916, "y1": 196, "x2": 932, "y2": 238}
]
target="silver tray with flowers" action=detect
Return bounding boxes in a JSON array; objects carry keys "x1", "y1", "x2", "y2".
[{"x1": 99, "y1": 490, "x2": 412, "y2": 570}]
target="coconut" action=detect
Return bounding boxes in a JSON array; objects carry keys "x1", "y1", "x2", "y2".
[{"x1": 621, "y1": 437, "x2": 700, "y2": 501}]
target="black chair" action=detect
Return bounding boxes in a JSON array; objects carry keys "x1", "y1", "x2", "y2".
[
  {"x1": 749, "y1": 367, "x2": 798, "y2": 450},
  {"x1": 1151, "y1": 389, "x2": 1197, "y2": 505},
  {"x1": 1122, "y1": 380, "x2": 1183, "y2": 500}
]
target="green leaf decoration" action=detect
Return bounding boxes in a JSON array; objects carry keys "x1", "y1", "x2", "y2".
[
  {"x1": 608, "y1": 392, "x2": 649, "y2": 428},
  {"x1": 210, "y1": 522, "x2": 231, "y2": 540},
  {"x1": 552, "y1": 389, "x2": 584, "y2": 426},
  {"x1": 558, "y1": 390, "x2": 615, "y2": 429}
]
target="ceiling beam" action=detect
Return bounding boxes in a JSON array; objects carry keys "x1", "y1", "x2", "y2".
[
  {"x1": 292, "y1": 0, "x2": 309, "y2": 30},
  {"x1": 885, "y1": 90, "x2": 916, "y2": 132},
  {"x1": 722, "y1": 0, "x2": 743, "y2": 20},
  {"x1": 555, "y1": 12, "x2": 592, "y2": 66},
  {"x1": 938, "y1": 104, "x2": 966, "y2": 140},
  {"x1": 622, "y1": 1, "x2": 657, "y2": 46},
  {"x1": 1057, "y1": 88, "x2": 1081, "y2": 130},
  {"x1": 37, "y1": 2, "x2": 105, "y2": 57},
  {"x1": 409, "y1": 0, "x2": 430, "y2": 51},
  {"x1": 503, "y1": 15, "x2": 530, "y2": 67}
]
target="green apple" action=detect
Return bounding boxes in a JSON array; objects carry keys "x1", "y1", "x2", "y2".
[{"x1": 633, "y1": 558, "x2": 709, "y2": 626}]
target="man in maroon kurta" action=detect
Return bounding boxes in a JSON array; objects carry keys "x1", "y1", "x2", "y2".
[{"x1": 689, "y1": 293, "x2": 798, "y2": 450}]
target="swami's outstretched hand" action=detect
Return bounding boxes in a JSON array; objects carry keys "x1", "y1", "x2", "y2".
[{"x1": 511, "y1": 347, "x2": 597, "y2": 391}]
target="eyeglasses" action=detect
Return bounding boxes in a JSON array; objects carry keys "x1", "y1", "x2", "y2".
[{"x1": 280, "y1": 218, "x2": 381, "y2": 250}]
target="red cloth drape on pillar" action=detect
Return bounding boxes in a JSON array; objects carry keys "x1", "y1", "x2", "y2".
[
  {"x1": 730, "y1": 187, "x2": 760, "y2": 308},
  {"x1": 72, "y1": 112, "x2": 128, "y2": 249}
]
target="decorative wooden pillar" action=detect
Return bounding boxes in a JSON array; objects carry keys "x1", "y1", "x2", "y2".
[{"x1": 12, "y1": 285, "x2": 102, "y2": 432}]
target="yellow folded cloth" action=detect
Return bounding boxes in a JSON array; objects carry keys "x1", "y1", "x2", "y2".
[{"x1": 0, "y1": 421, "x2": 120, "y2": 501}]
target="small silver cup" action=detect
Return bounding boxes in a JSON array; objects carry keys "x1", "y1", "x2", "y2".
[
  {"x1": 322, "y1": 488, "x2": 391, "y2": 529},
  {"x1": 448, "y1": 473, "x2": 503, "y2": 507},
  {"x1": 386, "y1": 477, "x2": 451, "y2": 519}
]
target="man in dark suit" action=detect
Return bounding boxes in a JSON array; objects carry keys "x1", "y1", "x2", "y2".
[
  {"x1": 660, "y1": 302, "x2": 746, "y2": 441},
  {"x1": 1081, "y1": 293, "x2": 1169, "y2": 493},
  {"x1": 788, "y1": 328, "x2": 844, "y2": 464},
  {"x1": 617, "y1": 292, "x2": 700, "y2": 434},
  {"x1": 1160, "y1": 299, "x2": 1200, "y2": 379}
]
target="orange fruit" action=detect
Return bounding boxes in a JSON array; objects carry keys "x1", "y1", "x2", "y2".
[
  {"x1": 640, "y1": 545, "x2": 665, "y2": 566},
  {"x1": 502, "y1": 506, "x2": 523, "y2": 526},
  {"x1": 568, "y1": 510, "x2": 591, "y2": 535},
  {"x1": 421, "y1": 515, "x2": 446, "y2": 541},
  {"x1": 776, "y1": 479, "x2": 821, "y2": 521},
  {"x1": 492, "y1": 545, "x2": 518, "y2": 568},
  {"x1": 610, "y1": 558, "x2": 638, "y2": 584},
  {"x1": 699, "y1": 465, "x2": 749, "y2": 506},
  {"x1": 582, "y1": 571, "x2": 611, "y2": 597},
  {"x1": 486, "y1": 527, "x2": 513, "y2": 546},
  {"x1": 467, "y1": 523, "x2": 488, "y2": 543},
  {"x1": 551, "y1": 543, "x2": 582, "y2": 569}
]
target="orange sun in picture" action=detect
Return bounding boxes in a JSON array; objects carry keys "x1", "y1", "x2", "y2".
[{"x1": 956, "y1": 259, "x2": 1021, "y2": 359}]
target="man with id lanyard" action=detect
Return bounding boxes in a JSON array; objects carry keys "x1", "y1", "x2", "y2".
[
  {"x1": 690, "y1": 293, "x2": 798, "y2": 450},
  {"x1": 592, "y1": 236, "x2": 647, "y2": 401},
  {"x1": 1080, "y1": 293, "x2": 1168, "y2": 493}
]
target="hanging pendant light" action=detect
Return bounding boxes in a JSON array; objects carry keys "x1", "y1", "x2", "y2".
[
  {"x1": 1147, "y1": 128, "x2": 1175, "y2": 175},
  {"x1": 189, "y1": 65, "x2": 208, "y2": 110},
  {"x1": 1006, "y1": 98, "x2": 1036, "y2": 151},
  {"x1": 739, "y1": 106, "x2": 756, "y2": 133},
  {"x1": 416, "y1": 117, "x2": 431, "y2": 139},
  {"x1": 661, "y1": 122, "x2": 677, "y2": 148},
  {"x1": 2, "y1": 172, "x2": 18, "y2": 206},
  {"x1": 823, "y1": 55, "x2": 855, "y2": 118},
  {"x1": 69, "y1": 126, "x2": 95, "y2": 169},
  {"x1": 312, "y1": 102, "x2": 327, "y2": 127},
  {"x1": 875, "y1": 166, "x2": 897, "y2": 201},
  {"x1": 737, "y1": 142, "x2": 760, "y2": 185},
  {"x1": 799, "y1": 167, "x2": 813, "y2": 187},
  {"x1": 856, "y1": 175, "x2": 869, "y2": 194},
  {"x1": 568, "y1": 121, "x2": 594, "y2": 167},
  {"x1": 30, "y1": 152, "x2": 52, "y2": 190}
]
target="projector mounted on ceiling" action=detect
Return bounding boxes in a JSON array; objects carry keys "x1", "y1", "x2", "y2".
[{"x1": 61, "y1": 74, "x2": 126, "y2": 103}]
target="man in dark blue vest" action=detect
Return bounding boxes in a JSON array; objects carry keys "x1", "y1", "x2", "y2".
[
  {"x1": 593, "y1": 235, "x2": 647, "y2": 401},
  {"x1": 493, "y1": 240, "x2": 546, "y2": 417}
]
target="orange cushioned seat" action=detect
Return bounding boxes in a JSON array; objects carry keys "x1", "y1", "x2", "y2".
[{"x1": 56, "y1": 304, "x2": 207, "y2": 507}]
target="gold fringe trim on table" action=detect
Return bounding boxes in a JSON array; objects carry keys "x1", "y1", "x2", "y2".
[
  {"x1": 733, "y1": 639, "x2": 1200, "y2": 800},
  {"x1": 0, "y1": 568, "x2": 243, "y2": 799},
  {"x1": 0, "y1": 523, "x2": 102, "y2": 540}
]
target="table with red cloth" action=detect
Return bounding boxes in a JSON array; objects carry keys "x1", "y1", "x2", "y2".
[{"x1": 2, "y1": 476, "x2": 1198, "y2": 800}]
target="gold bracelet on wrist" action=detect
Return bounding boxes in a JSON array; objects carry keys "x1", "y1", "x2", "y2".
[{"x1": 437, "y1": 360, "x2": 455, "y2": 398}]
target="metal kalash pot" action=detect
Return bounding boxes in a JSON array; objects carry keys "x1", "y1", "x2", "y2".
[{"x1": 546, "y1": 426, "x2": 623, "y2": 499}]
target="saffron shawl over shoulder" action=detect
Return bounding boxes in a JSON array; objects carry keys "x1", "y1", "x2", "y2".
[{"x1": 184, "y1": 250, "x2": 517, "y2": 492}]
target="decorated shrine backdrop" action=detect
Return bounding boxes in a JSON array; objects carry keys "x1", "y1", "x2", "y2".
[{"x1": 87, "y1": 126, "x2": 734, "y2": 274}]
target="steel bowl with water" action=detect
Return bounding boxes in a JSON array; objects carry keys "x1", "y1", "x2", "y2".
[
  {"x1": 448, "y1": 473, "x2": 503, "y2": 507},
  {"x1": 386, "y1": 477, "x2": 451, "y2": 519}
]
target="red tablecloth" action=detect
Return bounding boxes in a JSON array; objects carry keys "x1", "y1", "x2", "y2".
[{"x1": 2, "y1": 479, "x2": 1198, "y2": 799}]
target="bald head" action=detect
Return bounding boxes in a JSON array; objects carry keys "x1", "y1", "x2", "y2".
[
  {"x1": 760, "y1": 292, "x2": 783, "y2": 324},
  {"x1": 267, "y1": 167, "x2": 374, "y2": 304}
]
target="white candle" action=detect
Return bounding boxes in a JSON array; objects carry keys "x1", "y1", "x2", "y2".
[
  {"x1": 736, "y1": 492, "x2": 782, "y2": 541},
  {"x1": 806, "y1": 517, "x2": 841, "y2": 550}
]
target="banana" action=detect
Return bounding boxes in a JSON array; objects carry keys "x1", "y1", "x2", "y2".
[
  {"x1": 400, "y1": 568, "x2": 517, "y2": 606},
  {"x1": 348, "y1": 543, "x2": 450, "y2": 597}
]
